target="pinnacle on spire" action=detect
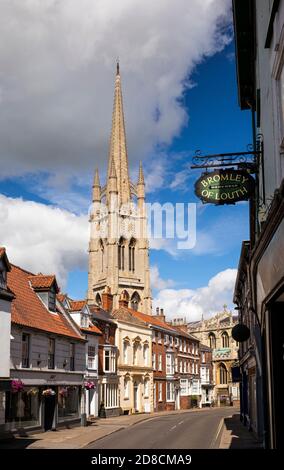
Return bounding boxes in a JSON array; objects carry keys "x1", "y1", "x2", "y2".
[
  {"x1": 137, "y1": 161, "x2": 145, "y2": 185},
  {"x1": 93, "y1": 168, "x2": 100, "y2": 187},
  {"x1": 107, "y1": 63, "x2": 131, "y2": 204},
  {"x1": 92, "y1": 168, "x2": 101, "y2": 202},
  {"x1": 108, "y1": 156, "x2": 118, "y2": 194},
  {"x1": 116, "y1": 60, "x2": 120, "y2": 76}
]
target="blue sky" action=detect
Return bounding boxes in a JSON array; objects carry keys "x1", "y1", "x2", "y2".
[{"x1": 0, "y1": 0, "x2": 252, "y2": 320}]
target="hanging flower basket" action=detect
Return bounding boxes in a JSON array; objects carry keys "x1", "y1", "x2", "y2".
[
  {"x1": 42, "y1": 388, "x2": 56, "y2": 396},
  {"x1": 11, "y1": 379, "x2": 24, "y2": 393},
  {"x1": 27, "y1": 387, "x2": 39, "y2": 396},
  {"x1": 59, "y1": 387, "x2": 68, "y2": 397},
  {"x1": 84, "y1": 381, "x2": 95, "y2": 390}
]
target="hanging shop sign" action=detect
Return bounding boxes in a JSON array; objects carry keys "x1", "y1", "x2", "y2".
[{"x1": 194, "y1": 169, "x2": 255, "y2": 205}]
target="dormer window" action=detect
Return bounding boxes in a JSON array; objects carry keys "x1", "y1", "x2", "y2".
[
  {"x1": 81, "y1": 314, "x2": 89, "y2": 328},
  {"x1": 29, "y1": 274, "x2": 59, "y2": 312}
]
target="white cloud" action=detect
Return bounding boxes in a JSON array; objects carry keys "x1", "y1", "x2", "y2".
[
  {"x1": 0, "y1": 194, "x2": 88, "y2": 287},
  {"x1": 153, "y1": 268, "x2": 237, "y2": 321},
  {"x1": 150, "y1": 265, "x2": 175, "y2": 290},
  {"x1": 0, "y1": 0, "x2": 232, "y2": 195}
]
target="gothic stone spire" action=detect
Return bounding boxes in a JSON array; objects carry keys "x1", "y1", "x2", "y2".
[{"x1": 107, "y1": 63, "x2": 131, "y2": 205}]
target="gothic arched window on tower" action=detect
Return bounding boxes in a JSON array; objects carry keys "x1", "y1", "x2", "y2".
[
  {"x1": 129, "y1": 238, "x2": 136, "y2": 272},
  {"x1": 222, "y1": 331, "x2": 229, "y2": 348},
  {"x1": 118, "y1": 237, "x2": 125, "y2": 270},
  {"x1": 208, "y1": 332, "x2": 216, "y2": 349},
  {"x1": 131, "y1": 291, "x2": 141, "y2": 311},
  {"x1": 100, "y1": 239, "x2": 104, "y2": 272}
]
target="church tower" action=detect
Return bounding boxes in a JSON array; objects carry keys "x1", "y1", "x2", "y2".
[{"x1": 88, "y1": 64, "x2": 152, "y2": 314}]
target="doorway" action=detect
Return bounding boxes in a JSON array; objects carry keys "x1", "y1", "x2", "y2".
[{"x1": 44, "y1": 395, "x2": 56, "y2": 431}]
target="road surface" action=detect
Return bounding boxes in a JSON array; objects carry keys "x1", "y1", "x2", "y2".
[{"x1": 86, "y1": 407, "x2": 238, "y2": 449}]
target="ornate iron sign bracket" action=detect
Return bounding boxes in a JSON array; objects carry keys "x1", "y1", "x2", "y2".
[{"x1": 191, "y1": 135, "x2": 263, "y2": 173}]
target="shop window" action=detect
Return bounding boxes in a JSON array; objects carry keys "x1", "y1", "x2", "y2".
[
  {"x1": 5, "y1": 387, "x2": 40, "y2": 429},
  {"x1": 58, "y1": 386, "x2": 79, "y2": 420}
]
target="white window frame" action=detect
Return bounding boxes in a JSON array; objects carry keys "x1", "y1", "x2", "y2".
[
  {"x1": 158, "y1": 353, "x2": 162, "y2": 371},
  {"x1": 144, "y1": 378, "x2": 149, "y2": 398},
  {"x1": 124, "y1": 377, "x2": 130, "y2": 399},
  {"x1": 166, "y1": 382, "x2": 175, "y2": 402},
  {"x1": 87, "y1": 345, "x2": 97, "y2": 370},
  {"x1": 143, "y1": 343, "x2": 149, "y2": 366},
  {"x1": 152, "y1": 353, "x2": 156, "y2": 370},
  {"x1": 104, "y1": 347, "x2": 116, "y2": 373},
  {"x1": 158, "y1": 382, "x2": 163, "y2": 401}
]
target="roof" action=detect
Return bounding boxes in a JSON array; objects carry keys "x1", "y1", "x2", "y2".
[
  {"x1": 89, "y1": 304, "x2": 116, "y2": 324},
  {"x1": 81, "y1": 325, "x2": 102, "y2": 335},
  {"x1": 69, "y1": 300, "x2": 87, "y2": 312},
  {"x1": 29, "y1": 274, "x2": 59, "y2": 293},
  {"x1": 7, "y1": 264, "x2": 84, "y2": 341},
  {"x1": 129, "y1": 309, "x2": 177, "y2": 334},
  {"x1": 171, "y1": 325, "x2": 200, "y2": 342},
  {"x1": 57, "y1": 293, "x2": 67, "y2": 303},
  {"x1": 112, "y1": 307, "x2": 149, "y2": 327}
]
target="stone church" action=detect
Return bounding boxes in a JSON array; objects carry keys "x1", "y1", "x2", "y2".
[{"x1": 87, "y1": 63, "x2": 152, "y2": 314}]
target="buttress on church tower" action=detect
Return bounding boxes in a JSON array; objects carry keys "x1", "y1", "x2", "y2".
[{"x1": 88, "y1": 64, "x2": 152, "y2": 314}]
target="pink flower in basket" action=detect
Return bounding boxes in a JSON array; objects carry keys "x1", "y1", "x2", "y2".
[
  {"x1": 84, "y1": 381, "x2": 95, "y2": 390},
  {"x1": 11, "y1": 379, "x2": 24, "y2": 393}
]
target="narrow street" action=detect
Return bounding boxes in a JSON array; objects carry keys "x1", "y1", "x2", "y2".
[{"x1": 86, "y1": 407, "x2": 238, "y2": 449}]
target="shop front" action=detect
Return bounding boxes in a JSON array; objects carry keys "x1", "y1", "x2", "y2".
[{"x1": 4, "y1": 371, "x2": 84, "y2": 433}]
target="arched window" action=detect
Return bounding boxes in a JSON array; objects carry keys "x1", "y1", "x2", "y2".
[
  {"x1": 143, "y1": 343, "x2": 149, "y2": 366},
  {"x1": 96, "y1": 293, "x2": 102, "y2": 307},
  {"x1": 131, "y1": 292, "x2": 141, "y2": 311},
  {"x1": 208, "y1": 332, "x2": 216, "y2": 349},
  {"x1": 123, "y1": 339, "x2": 130, "y2": 364},
  {"x1": 99, "y1": 239, "x2": 104, "y2": 272},
  {"x1": 133, "y1": 340, "x2": 141, "y2": 366},
  {"x1": 129, "y1": 238, "x2": 136, "y2": 272},
  {"x1": 222, "y1": 331, "x2": 229, "y2": 348},
  {"x1": 219, "y1": 363, "x2": 228, "y2": 384},
  {"x1": 118, "y1": 237, "x2": 125, "y2": 270}
]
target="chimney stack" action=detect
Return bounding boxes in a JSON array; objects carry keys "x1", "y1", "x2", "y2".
[
  {"x1": 102, "y1": 287, "x2": 113, "y2": 312},
  {"x1": 119, "y1": 291, "x2": 129, "y2": 308}
]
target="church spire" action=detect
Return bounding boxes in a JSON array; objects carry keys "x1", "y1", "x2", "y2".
[{"x1": 107, "y1": 63, "x2": 131, "y2": 205}]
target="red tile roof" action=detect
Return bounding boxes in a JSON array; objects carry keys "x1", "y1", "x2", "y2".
[
  {"x1": 29, "y1": 274, "x2": 58, "y2": 292},
  {"x1": 57, "y1": 293, "x2": 67, "y2": 303},
  {"x1": 7, "y1": 265, "x2": 84, "y2": 340},
  {"x1": 81, "y1": 325, "x2": 102, "y2": 335},
  {"x1": 69, "y1": 300, "x2": 87, "y2": 312},
  {"x1": 127, "y1": 308, "x2": 177, "y2": 333}
]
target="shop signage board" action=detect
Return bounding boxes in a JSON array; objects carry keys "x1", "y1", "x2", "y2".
[{"x1": 194, "y1": 169, "x2": 255, "y2": 205}]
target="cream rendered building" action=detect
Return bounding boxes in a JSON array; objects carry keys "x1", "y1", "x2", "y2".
[
  {"x1": 188, "y1": 308, "x2": 240, "y2": 406},
  {"x1": 88, "y1": 63, "x2": 152, "y2": 315},
  {"x1": 112, "y1": 300, "x2": 153, "y2": 414}
]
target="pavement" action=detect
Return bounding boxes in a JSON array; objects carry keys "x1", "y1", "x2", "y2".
[
  {"x1": 219, "y1": 413, "x2": 263, "y2": 449},
  {"x1": 0, "y1": 408, "x2": 209, "y2": 449}
]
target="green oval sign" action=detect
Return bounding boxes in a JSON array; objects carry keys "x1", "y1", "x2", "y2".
[{"x1": 195, "y1": 169, "x2": 255, "y2": 205}]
